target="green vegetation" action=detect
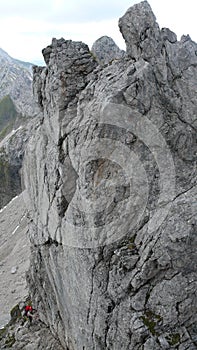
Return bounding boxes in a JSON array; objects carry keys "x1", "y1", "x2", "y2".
[
  {"x1": 10, "y1": 304, "x2": 21, "y2": 323},
  {"x1": 141, "y1": 315, "x2": 157, "y2": 335},
  {"x1": 141, "y1": 310, "x2": 162, "y2": 336},
  {"x1": 0, "y1": 326, "x2": 7, "y2": 341},
  {"x1": 167, "y1": 333, "x2": 180, "y2": 346},
  {"x1": 127, "y1": 235, "x2": 137, "y2": 250},
  {"x1": 127, "y1": 242, "x2": 136, "y2": 250},
  {"x1": 129, "y1": 235, "x2": 136, "y2": 243},
  {"x1": 0, "y1": 328, "x2": 16, "y2": 348},
  {"x1": 0, "y1": 95, "x2": 18, "y2": 132},
  {"x1": 5, "y1": 333, "x2": 16, "y2": 347}
]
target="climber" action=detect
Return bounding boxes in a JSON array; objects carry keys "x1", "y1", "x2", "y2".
[{"x1": 24, "y1": 305, "x2": 33, "y2": 324}]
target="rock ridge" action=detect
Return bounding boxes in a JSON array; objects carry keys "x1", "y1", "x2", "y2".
[{"x1": 19, "y1": 1, "x2": 197, "y2": 349}]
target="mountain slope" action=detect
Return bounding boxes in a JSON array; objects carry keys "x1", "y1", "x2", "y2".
[
  {"x1": 0, "y1": 48, "x2": 37, "y2": 116},
  {"x1": 0, "y1": 117, "x2": 37, "y2": 208},
  {"x1": 0, "y1": 48, "x2": 39, "y2": 207},
  {"x1": 0, "y1": 95, "x2": 19, "y2": 137}
]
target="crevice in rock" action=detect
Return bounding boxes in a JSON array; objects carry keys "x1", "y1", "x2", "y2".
[
  {"x1": 173, "y1": 183, "x2": 197, "y2": 201},
  {"x1": 43, "y1": 237, "x2": 62, "y2": 247},
  {"x1": 58, "y1": 134, "x2": 68, "y2": 164},
  {"x1": 57, "y1": 194, "x2": 69, "y2": 218},
  {"x1": 87, "y1": 263, "x2": 96, "y2": 325}
]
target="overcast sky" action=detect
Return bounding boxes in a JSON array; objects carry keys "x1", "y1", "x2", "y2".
[{"x1": 0, "y1": 0, "x2": 196, "y2": 64}]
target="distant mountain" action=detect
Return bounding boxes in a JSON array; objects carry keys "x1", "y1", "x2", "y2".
[
  {"x1": 0, "y1": 48, "x2": 37, "y2": 117},
  {"x1": 0, "y1": 48, "x2": 32, "y2": 70},
  {"x1": 0, "y1": 95, "x2": 17, "y2": 129},
  {"x1": 0, "y1": 48, "x2": 39, "y2": 208}
]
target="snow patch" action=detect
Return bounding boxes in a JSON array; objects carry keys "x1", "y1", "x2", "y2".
[
  {"x1": 12, "y1": 225, "x2": 20, "y2": 235},
  {"x1": 0, "y1": 125, "x2": 23, "y2": 149},
  {"x1": 11, "y1": 266, "x2": 18, "y2": 274}
]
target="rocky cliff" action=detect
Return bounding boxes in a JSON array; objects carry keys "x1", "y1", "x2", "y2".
[{"x1": 20, "y1": 1, "x2": 197, "y2": 349}]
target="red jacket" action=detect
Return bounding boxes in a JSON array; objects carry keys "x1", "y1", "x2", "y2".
[{"x1": 25, "y1": 305, "x2": 33, "y2": 312}]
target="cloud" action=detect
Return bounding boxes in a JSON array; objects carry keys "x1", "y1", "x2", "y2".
[
  {"x1": 46, "y1": 0, "x2": 138, "y2": 23},
  {"x1": 0, "y1": 0, "x2": 49, "y2": 18},
  {"x1": 0, "y1": 0, "x2": 196, "y2": 64},
  {"x1": 148, "y1": 0, "x2": 197, "y2": 41},
  {"x1": 0, "y1": 0, "x2": 137, "y2": 22},
  {"x1": 0, "y1": 0, "x2": 136, "y2": 63}
]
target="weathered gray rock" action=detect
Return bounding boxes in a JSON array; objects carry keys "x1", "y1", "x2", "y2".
[
  {"x1": 119, "y1": 1, "x2": 161, "y2": 62},
  {"x1": 0, "y1": 315, "x2": 64, "y2": 349},
  {"x1": 91, "y1": 36, "x2": 124, "y2": 65},
  {"x1": 0, "y1": 193, "x2": 30, "y2": 329},
  {"x1": 21, "y1": 1, "x2": 197, "y2": 349}
]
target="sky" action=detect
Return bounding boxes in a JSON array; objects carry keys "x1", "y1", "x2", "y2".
[{"x1": 0, "y1": 0, "x2": 196, "y2": 65}]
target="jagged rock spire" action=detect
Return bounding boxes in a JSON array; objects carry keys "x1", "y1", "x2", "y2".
[{"x1": 91, "y1": 36, "x2": 124, "y2": 65}]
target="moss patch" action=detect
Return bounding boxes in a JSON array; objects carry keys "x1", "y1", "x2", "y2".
[
  {"x1": 167, "y1": 333, "x2": 180, "y2": 346},
  {"x1": 10, "y1": 304, "x2": 21, "y2": 323},
  {"x1": 141, "y1": 310, "x2": 162, "y2": 336},
  {"x1": 5, "y1": 333, "x2": 15, "y2": 347},
  {"x1": 127, "y1": 235, "x2": 137, "y2": 250},
  {"x1": 141, "y1": 315, "x2": 156, "y2": 335},
  {"x1": 127, "y1": 243, "x2": 136, "y2": 250},
  {"x1": 0, "y1": 326, "x2": 8, "y2": 341},
  {"x1": 129, "y1": 235, "x2": 136, "y2": 243}
]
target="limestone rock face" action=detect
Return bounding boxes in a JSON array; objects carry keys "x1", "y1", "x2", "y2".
[
  {"x1": 0, "y1": 192, "x2": 29, "y2": 329},
  {"x1": 119, "y1": 1, "x2": 161, "y2": 61},
  {"x1": 91, "y1": 36, "x2": 124, "y2": 65},
  {"x1": 23, "y1": 2, "x2": 197, "y2": 349}
]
